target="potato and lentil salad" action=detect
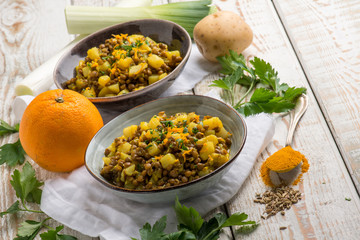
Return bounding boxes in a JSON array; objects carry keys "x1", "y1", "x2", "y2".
[
  {"x1": 100, "y1": 111, "x2": 232, "y2": 190},
  {"x1": 63, "y1": 34, "x2": 183, "y2": 97}
]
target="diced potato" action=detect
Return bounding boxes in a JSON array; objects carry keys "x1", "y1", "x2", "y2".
[
  {"x1": 97, "y1": 61, "x2": 111, "y2": 72},
  {"x1": 128, "y1": 34, "x2": 144, "y2": 42},
  {"x1": 118, "y1": 142, "x2": 132, "y2": 154},
  {"x1": 120, "y1": 152, "x2": 130, "y2": 160},
  {"x1": 98, "y1": 87, "x2": 112, "y2": 97},
  {"x1": 187, "y1": 112, "x2": 198, "y2": 123},
  {"x1": 147, "y1": 142, "x2": 161, "y2": 156},
  {"x1": 160, "y1": 153, "x2": 178, "y2": 169},
  {"x1": 102, "y1": 157, "x2": 111, "y2": 165},
  {"x1": 200, "y1": 141, "x2": 215, "y2": 160},
  {"x1": 210, "y1": 153, "x2": 229, "y2": 168},
  {"x1": 118, "y1": 89, "x2": 129, "y2": 95},
  {"x1": 203, "y1": 117, "x2": 223, "y2": 130},
  {"x1": 129, "y1": 63, "x2": 148, "y2": 77},
  {"x1": 81, "y1": 87, "x2": 96, "y2": 98},
  {"x1": 198, "y1": 166, "x2": 211, "y2": 177},
  {"x1": 145, "y1": 130, "x2": 160, "y2": 139},
  {"x1": 87, "y1": 47, "x2": 100, "y2": 60},
  {"x1": 188, "y1": 122, "x2": 198, "y2": 134},
  {"x1": 196, "y1": 135, "x2": 218, "y2": 146},
  {"x1": 205, "y1": 130, "x2": 216, "y2": 136},
  {"x1": 134, "y1": 86, "x2": 145, "y2": 91},
  {"x1": 140, "y1": 43, "x2": 151, "y2": 52},
  {"x1": 165, "y1": 50, "x2": 180, "y2": 60},
  {"x1": 140, "y1": 122, "x2": 149, "y2": 131},
  {"x1": 98, "y1": 75, "x2": 110, "y2": 87},
  {"x1": 82, "y1": 66, "x2": 91, "y2": 77},
  {"x1": 67, "y1": 83, "x2": 76, "y2": 91},
  {"x1": 116, "y1": 57, "x2": 133, "y2": 70},
  {"x1": 147, "y1": 54, "x2": 164, "y2": 69},
  {"x1": 148, "y1": 116, "x2": 161, "y2": 129},
  {"x1": 105, "y1": 94, "x2": 116, "y2": 97},
  {"x1": 174, "y1": 114, "x2": 187, "y2": 125},
  {"x1": 150, "y1": 169, "x2": 162, "y2": 183},
  {"x1": 120, "y1": 170, "x2": 125, "y2": 182},
  {"x1": 124, "y1": 164, "x2": 136, "y2": 176},
  {"x1": 106, "y1": 142, "x2": 116, "y2": 157},
  {"x1": 108, "y1": 83, "x2": 120, "y2": 94},
  {"x1": 216, "y1": 127, "x2": 231, "y2": 139},
  {"x1": 75, "y1": 79, "x2": 87, "y2": 89},
  {"x1": 145, "y1": 37, "x2": 156, "y2": 45},
  {"x1": 159, "y1": 73, "x2": 167, "y2": 80},
  {"x1": 148, "y1": 74, "x2": 160, "y2": 85},
  {"x1": 123, "y1": 125, "x2": 138, "y2": 139},
  {"x1": 170, "y1": 133, "x2": 181, "y2": 140}
]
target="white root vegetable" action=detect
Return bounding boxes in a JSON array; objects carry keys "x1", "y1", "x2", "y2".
[{"x1": 15, "y1": 35, "x2": 86, "y2": 96}]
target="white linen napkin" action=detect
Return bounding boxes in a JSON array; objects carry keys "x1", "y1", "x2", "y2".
[
  {"x1": 40, "y1": 113, "x2": 274, "y2": 239},
  {"x1": 13, "y1": 43, "x2": 275, "y2": 239}
]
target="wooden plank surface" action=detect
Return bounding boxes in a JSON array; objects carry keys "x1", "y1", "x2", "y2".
[
  {"x1": 198, "y1": 0, "x2": 360, "y2": 239},
  {"x1": 273, "y1": 0, "x2": 360, "y2": 193},
  {"x1": 1, "y1": 0, "x2": 360, "y2": 239}
]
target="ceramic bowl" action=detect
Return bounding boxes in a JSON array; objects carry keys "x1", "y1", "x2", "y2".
[
  {"x1": 54, "y1": 19, "x2": 191, "y2": 112},
  {"x1": 85, "y1": 95, "x2": 247, "y2": 203}
]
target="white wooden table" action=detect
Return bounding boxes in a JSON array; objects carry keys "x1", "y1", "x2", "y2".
[{"x1": 1, "y1": 0, "x2": 360, "y2": 239}]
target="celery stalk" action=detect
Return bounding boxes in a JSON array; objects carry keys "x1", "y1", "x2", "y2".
[{"x1": 65, "y1": 0, "x2": 213, "y2": 38}]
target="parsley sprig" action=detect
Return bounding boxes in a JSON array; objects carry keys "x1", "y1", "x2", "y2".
[
  {"x1": 132, "y1": 197, "x2": 258, "y2": 240},
  {"x1": 0, "y1": 119, "x2": 26, "y2": 167},
  {"x1": 1, "y1": 162, "x2": 77, "y2": 240},
  {"x1": 210, "y1": 50, "x2": 306, "y2": 116}
]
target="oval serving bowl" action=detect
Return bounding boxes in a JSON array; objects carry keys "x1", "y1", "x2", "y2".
[
  {"x1": 85, "y1": 95, "x2": 247, "y2": 204},
  {"x1": 54, "y1": 19, "x2": 191, "y2": 112}
]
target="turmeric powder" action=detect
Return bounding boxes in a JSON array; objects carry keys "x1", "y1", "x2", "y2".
[{"x1": 260, "y1": 146, "x2": 309, "y2": 187}]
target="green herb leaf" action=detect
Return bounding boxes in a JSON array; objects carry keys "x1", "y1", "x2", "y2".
[
  {"x1": 237, "y1": 223, "x2": 259, "y2": 234},
  {"x1": 10, "y1": 162, "x2": 44, "y2": 204},
  {"x1": 250, "y1": 57, "x2": 282, "y2": 93},
  {"x1": 166, "y1": 230, "x2": 196, "y2": 240},
  {"x1": 16, "y1": 220, "x2": 44, "y2": 239},
  {"x1": 121, "y1": 44, "x2": 133, "y2": 51},
  {"x1": 40, "y1": 225, "x2": 77, "y2": 240},
  {"x1": 0, "y1": 119, "x2": 19, "y2": 136},
  {"x1": 0, "y1": 201, "x2": 21, "y2": 217},
  {"x1": 236, "y1": 88, "x2": 301, "y2": 116},
  {"x1": 345, "y1": 197, "x2": 351, "y2": 201},
  {"x1": 197, "y1": 213, "x2": 226, "y2": 240},
  {"x1": 220, "y1": 212, "x2": 256, "y2": 228},
  {"x1": 138, "y1": 216, "x2": 167, "y2": 240},
  {"x1": 283, "y1": 87, "x2": 307, "y2": 102},
  {"x1": 161, "y1": 121, "x2": 174, "y2": 128},
  {"x1": 0, "y1": 139, "x2": 26, "y2": 167},
  {"x1": 174, "y1": 197, "x2": 203, "y2": 234}
]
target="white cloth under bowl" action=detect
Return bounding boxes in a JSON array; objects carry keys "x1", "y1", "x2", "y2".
[
  {"x1": 13, "y1": 43, "x2": 275, "y2": 239},
  {"x1": 40, "y1": 112, "x2": 274, "y2": 239}
]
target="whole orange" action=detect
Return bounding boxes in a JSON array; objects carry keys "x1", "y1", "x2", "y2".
[{"x1": 19, "y1": 89, "x2": 103, "y2": 172}]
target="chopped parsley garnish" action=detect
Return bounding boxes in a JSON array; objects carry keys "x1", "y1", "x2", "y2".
[
  {"x1": 192, "y1": 127, "x2": 199, "y2": 134},
  {"x1": 161, "y1": 120, "x2": 174, "y2": 127},
  {"x1": 183, "y1": 127, "x2": 188, "y2": 133}
]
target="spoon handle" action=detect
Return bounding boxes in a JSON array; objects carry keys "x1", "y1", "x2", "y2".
[{"x1": 285, "y1": 94, "x2": 309, "y2": 146}]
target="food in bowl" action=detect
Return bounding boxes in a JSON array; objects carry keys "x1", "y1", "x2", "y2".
[
  {"x1": 62, "y1": 34, "x2": 183, "y2": 98},
  {"x1": 100, "y1": 111, "x2": 232, "y2": 190}
]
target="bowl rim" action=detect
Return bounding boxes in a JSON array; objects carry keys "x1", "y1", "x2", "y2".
[
  {"x1": 85, "y1": 94, "x2": 247, "y2": 194},
  {"x1": 53, "y1": 18, "x2": 192, "y2": 103}
]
